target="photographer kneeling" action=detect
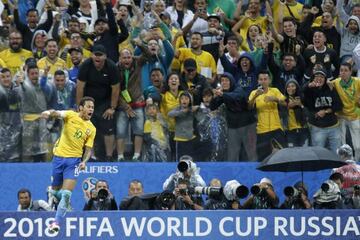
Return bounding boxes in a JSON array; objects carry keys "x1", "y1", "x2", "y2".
[
  {"x1": 280, "y1": 181, "x2": 312, "y2": 209},
  {"x1": 83, "y1": 180, "x2": 118, "y2": 211}
]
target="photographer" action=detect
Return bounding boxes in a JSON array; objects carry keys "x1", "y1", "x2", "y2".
[
  {"x1": 174, "y1": 179, "x2": 204, "y2": 210},
  {"x1": 17, "y1": 188, "x2": 51, "y2": 211},
  {"x1": 204, "y1": 179, "x2": 241, "y2": 210},
  {"x1": 243, "y1": 178, "x2": 279, "y2": 209},
  {"x1": 163, "y1": 155, "x2": 206, "y2": 192},
  {"x1": 83, "y1": 180, "x2": 118, "y2": 211},
  {"x1": 313, "y1": 173, "x2": 344, "y2": 209},
  {"x1": 280, "y1": 181, "x2": 312, "y2": 209},
  {"x1": 119, "y1": 190, "x2": 177, "y2": 211}
]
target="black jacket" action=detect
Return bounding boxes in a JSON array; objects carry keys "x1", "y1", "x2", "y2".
[
  {"x1": 92, "y1": 3, "x2": 129, "y2": 62},
  {"x1": 268, "y1": 44, "x2": 305, "y2": 93},
  {"x1": 303, "y1": 82, "x2": 343, "y2": 128},
  {"x1": 83, "y1": 197, "x2": 118, "y2": 211},
  {"x1": 180, "y1": 73, "x2": 210, "y2": 105},
  {"x1": 14, "y1": 9, "x2": 53, "y2": 51},
  {"x1": 210, "y1": 72, "x2": 256, "y2": 128}
]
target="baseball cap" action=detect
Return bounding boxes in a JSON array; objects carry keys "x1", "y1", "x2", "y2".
[
  {"x1": 68, "y1": 47, "x2": 82, "y2": 54},
  {"x1": 183, "y1": 58, "x2": 197, "y2": 70},
  {"x1": 313, "y1": 68, "x2": 327, "y2": 77},
  {"x1": 207, "y1": 14, "x2": 221, "y2": 22},
  {"x1": 95, "y1": 17, "x2": 108, "y2": 25},
  {"x1": 92, "y1": 44, "x2": 106, "y2": 55},
  {"x1": 260, "y1": 177, "x2": 273, "y2": 186}
]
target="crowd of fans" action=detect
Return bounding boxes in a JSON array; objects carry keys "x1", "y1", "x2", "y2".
[{"x1": 1, "y1": 0, "x2": 360, "y2": 164}]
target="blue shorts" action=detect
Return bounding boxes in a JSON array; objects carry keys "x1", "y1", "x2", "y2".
[{"x1": 52, "y1": 156, "x2": 81, "y2": 186}]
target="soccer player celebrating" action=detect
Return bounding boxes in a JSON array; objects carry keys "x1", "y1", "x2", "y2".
[{"x1": 41, "y1": 96, "x2": 96, "y2": 233}]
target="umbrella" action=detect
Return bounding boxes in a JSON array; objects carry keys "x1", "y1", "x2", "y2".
[{"x1": 257, "y1": 146, "x2": 347, "y2": 181}]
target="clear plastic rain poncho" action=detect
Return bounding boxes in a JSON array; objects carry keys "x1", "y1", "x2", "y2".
[
  {"x1": 143, "y1": 114, "x2": 170, "y2": 162},
  {"x1": 197, "y1": 106, "x2": 228, "y2": 161}
]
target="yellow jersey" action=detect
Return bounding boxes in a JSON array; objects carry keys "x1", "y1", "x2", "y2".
[
  {"x1": 37, "y1": 57, "x2": 67, "y2": 76},
  {"x1": 0, "y1": 58, "x2": 7, "y2": 68},
  {"x1": 332, "y1": 77, "x2": 360, "y2": 121},
  {"x1": 177, "y1": 48, "x2": 217, "y2": 78},
  {"x1": 0, "y1": 48, "x2": 33, "y2": 75},
  {"x1": 170, "y1": 28, "x2": 186, "y2": 71},
  {"x1": 288, "y1": 108, "x2": 302, "y2": 130},
  {"x1": 239, "y1": 16, "x2": 267, "y2": 47},
  {"x1": 53, "y1": 111, "x2": 96, "y2": 158},
  {"x1": 272, "y1": 0, "x2": 303, "y2": 28},
  {"x1": 144, "y1": 119, "x2": 167, "y2": 148},
  {"x1": 249, "y1": 87, "x2": 285, "y2": 134},
  {"x1": 160, "y1": 90, "x2": 183, "y2": 132}
]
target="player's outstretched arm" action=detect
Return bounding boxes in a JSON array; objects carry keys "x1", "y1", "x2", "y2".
[{"x1": 41, "y1": 110, "x2": 64, "y2": 119}]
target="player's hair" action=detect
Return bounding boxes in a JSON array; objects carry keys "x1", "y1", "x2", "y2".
[
  {"x1": 17, "y1": 188, "x2": 31, "y2": 199},
  {"x1": 79, "y1": 96, "x2": 95, "y2": 107}
]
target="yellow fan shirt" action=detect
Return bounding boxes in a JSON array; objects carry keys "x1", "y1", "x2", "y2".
[{"x1": 249, "y1": 87, "x2": 285, "y2": 134}]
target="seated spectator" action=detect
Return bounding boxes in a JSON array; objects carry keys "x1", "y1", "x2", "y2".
[
  {"x1": 83, "y1": 180, "x2": 118, "y2": 211},
  {"x1": 17, "y1": 188, "x2": 51, "y2": 211}
]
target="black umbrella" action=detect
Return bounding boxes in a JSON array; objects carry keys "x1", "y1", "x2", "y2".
[{"x1": 257, "y1": 146, "x2": 347, "y2": 181}]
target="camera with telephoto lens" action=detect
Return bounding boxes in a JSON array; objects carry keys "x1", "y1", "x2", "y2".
[
  {"x1": 250, "y1": 184, "x2": 261, "y2": 195},
  {"x1": 284, "y1": 186, "x2": 300, "y2": 197},
  {"x1": 177, "y1": 161, "x2": 189, "y2": 173},
  {"x1": 321, "y1": 183, "x2": 330, "y2": 192},
  {"x1": 189, "y1": 186, "x2": 223, "y2": 198},
  {"x1": 97, "y1": 189, "x2": 109, "y2": 200},
  {"x1": 223, "y1": 180, "x2": 249, "y2": 200},
  {"x1": 157, "y1": 191, "x2": 176, "y2": 209}
]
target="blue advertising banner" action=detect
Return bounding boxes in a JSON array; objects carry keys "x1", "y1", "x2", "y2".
[
  {"x1": 1, "y1": 210, "x2": 360, "y2": 239},
  {"x1": 1, "y1": 163, "x2": 331, "y2": 211}
]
